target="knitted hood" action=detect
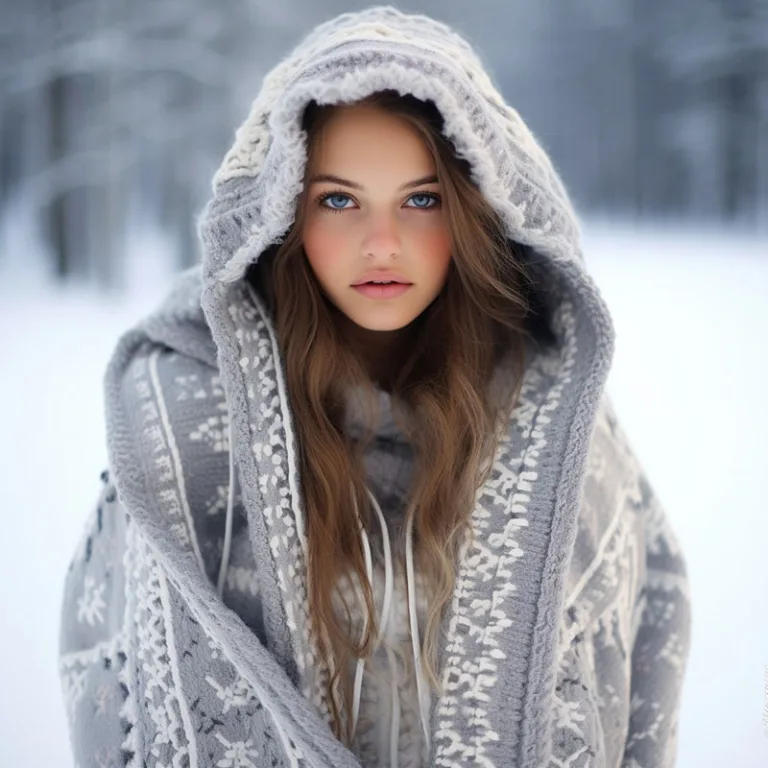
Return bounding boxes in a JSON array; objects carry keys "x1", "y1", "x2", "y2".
[
  {"x1": 63, "y1": 6, "x2": 689, "y2": 768},
  {"x1": 192, "y1": 6, "x2": 615, "y2": 752}
]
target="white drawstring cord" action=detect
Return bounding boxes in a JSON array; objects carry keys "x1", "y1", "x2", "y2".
[
  {"x1": 365, "y1": 488, "x2": 399, "y2": 768},
  {"x1": 352, "y1": 519, "x2": 374, "y2": 735},
  {"x1": 351, "y1": 485, "x2": 398, "y2": 767},
  {"x1": 217, "y1": 417, "x2": 236, "y2": 599}
]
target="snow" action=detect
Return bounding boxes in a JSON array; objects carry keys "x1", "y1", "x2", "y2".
[
  {"x1": 0, "y1": 217, "x2": 766, "y2": 766},
  {"x1": 583, "y1": 219, "x2": 768, "y2": 767}
]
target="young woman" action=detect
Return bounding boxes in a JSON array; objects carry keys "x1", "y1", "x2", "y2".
[{"x1": 59, "y1": 7, "x2": 691, "y2": 768}]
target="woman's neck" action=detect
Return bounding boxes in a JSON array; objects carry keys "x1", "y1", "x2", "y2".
[{"x1": 335, "y1": 312, "x2": 415, "y2": 392}]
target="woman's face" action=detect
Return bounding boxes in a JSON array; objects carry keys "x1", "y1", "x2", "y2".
[{"x1": 301, "y1": 103, "x2": 452, "y2": 335}]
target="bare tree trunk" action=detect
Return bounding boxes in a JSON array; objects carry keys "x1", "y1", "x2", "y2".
[
  {"x1": 47, "y1": 74, "x2": 71, "y2": 278},
  {"x1": 720, "y1": 73, "x2": 759, "y2": 221}
]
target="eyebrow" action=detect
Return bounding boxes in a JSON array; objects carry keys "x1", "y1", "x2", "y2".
[{"x1": 308, "y1": 173, "x2": 439, "y2": 191}]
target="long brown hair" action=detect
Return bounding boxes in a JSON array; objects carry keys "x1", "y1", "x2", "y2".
[{"x1": 246, "y1": 90, "x2": 538, "y2": 743}]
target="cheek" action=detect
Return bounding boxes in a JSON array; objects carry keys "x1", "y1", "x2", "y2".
[
  {"x1": 411, "y1": 220, "x2": 452, "y2": 275},
  {"x1": 302, "y1": 217, "x2": 347, "y2": 281}
]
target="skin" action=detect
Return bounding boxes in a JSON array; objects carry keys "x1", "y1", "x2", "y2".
[{"x1": 301, "y1": 103, "x2": 452, "y2": 387}]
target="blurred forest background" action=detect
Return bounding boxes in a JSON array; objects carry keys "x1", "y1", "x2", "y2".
[
  {"x1": 1, "y1": 0, "x2": 766, "y2": 288},
  {"x1": 2, "y1": 6, "x2": 767, "y2": 767}
]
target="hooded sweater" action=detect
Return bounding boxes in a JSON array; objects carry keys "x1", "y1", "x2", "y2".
[
  {"x1": 338, "y1": 383, "x2": 428, "y2": 767},
  {"x1": 58, "y1": 6, "x2": 692, "y2": 768}
]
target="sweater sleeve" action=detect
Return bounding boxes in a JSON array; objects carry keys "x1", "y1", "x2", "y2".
[
  {"x1": 621, "y1": 473, "x2": 692, "y2": 768},
  {"x1": 58, "y1": 469, "x2": 137, "y2": 767}
]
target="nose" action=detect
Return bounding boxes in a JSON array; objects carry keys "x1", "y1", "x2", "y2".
[{"x1": 361, "y1": 210, "x2": 401, "y2": 259}]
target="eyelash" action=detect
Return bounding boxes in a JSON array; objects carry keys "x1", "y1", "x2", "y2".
[{"x1": 315, "y1": 190, "x2": 441, "y2": 214}]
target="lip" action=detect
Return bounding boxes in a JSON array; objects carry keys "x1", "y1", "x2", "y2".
[
  {"x1": 352, "y1": 283, "x2": 412, "y2": 299},
  {"x1": 351, "y1": 271, "x2": 412, "y2": 286}
]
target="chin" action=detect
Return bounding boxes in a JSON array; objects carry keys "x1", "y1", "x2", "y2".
[{"x1": 350, "y1": 313, "x2": 418, "y2": 333}]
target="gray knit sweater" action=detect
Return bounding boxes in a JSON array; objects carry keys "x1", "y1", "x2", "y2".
[
  {"x1": 340, "y1": 383, "x2": 428, "y2": 767},
  {"x1": 58, "y1": 7, "x2": 691, "y2": 768}
]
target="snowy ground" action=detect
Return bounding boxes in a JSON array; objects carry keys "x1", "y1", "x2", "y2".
[{"x1": 0, "y1": 216, "x2": 766, "y2": 767}]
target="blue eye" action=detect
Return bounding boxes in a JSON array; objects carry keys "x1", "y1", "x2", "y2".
[
  {"x1": 316, "y1": 190, "x2": 440, "y2": 212},
  {"x1": 406, "y1": 193, "x2": 439, "y2": 209},
  {"x1": 320, "y1": 193, "x2": 354, "y2": 210}
]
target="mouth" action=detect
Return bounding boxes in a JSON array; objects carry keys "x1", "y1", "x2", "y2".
[
  {"x1": 352, "y1": 282, "x2": 413, "y2": 298},
  {"x1": 351, "y1": 279, "x2": 412, "y2": 286}
]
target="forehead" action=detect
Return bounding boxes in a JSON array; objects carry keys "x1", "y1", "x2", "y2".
[{"x1": 309, "y1": 104, "x2": 436, "y2": 177}]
